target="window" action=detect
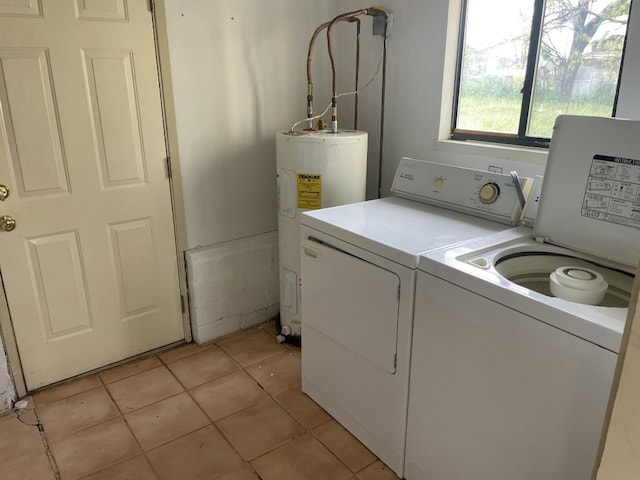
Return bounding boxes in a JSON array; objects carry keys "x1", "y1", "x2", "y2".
[{"x1": 452, "y1": 0, "x2": 632, "y2": 147}]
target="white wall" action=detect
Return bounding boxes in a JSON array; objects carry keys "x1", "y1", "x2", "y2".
[
  {"x1": 163, "y1": 0, "x2": 340, "y2": 250},
  {"x1": 162, "y1": 1, "x2": 345, "y2": 339}
]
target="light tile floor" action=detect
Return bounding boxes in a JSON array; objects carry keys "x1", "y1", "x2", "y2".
[{"x1": 0, "y1": 320, "x2": 402, "y2": 480}]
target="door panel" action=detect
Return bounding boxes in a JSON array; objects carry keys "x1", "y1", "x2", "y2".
[
  {"x1": 26, "y1": 230, "x2": 92, "y2": 339},
  {"x1": 83, "y1": 49, "x2": 147, "y2": 187},
  {"x1": 0, "y1": 48, "x2": 70, "y2": 196},
  {"x1": 301, "y1": 238, "x2": 400, "y2": 374},
  {"x1": 0, "y1": 0, "x2": 184, "y2": 389},
  {"x1": 75, "y1": 0, "x2": 127, "y2": 22},
  {"x1": 109, "y1": 218, "x2": 159, "y2": 317},
  {"x1": 0, "y1": 0, "x2": 42, "y2": 18}
]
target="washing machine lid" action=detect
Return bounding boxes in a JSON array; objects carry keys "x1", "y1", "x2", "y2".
[{"x1": 534, "y1": 115, "x2": 640, "y2": 268}]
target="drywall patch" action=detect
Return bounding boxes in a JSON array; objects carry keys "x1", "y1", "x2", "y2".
[{"x1": 0, "y1": 335, "x2": 16, "y2": 413}]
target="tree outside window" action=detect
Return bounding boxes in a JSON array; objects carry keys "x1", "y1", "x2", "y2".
[{"x1": 452, "y1": 0, "x2": 632, "y2": 146}]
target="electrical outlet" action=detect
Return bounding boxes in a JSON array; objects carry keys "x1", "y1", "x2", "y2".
[
  {"x1": 373, "y1": 14, "x2": 386, "y2": 36},
  {"x1": 372, "y1": 10, "x2": 393, "y2": 37}
]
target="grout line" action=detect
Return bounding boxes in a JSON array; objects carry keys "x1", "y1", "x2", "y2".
[
  {"x1": 40, "y1": 429, "x2": 62, "y2": 480},
  {"x1": 25, "y1": 408, "x2": 62, "y2": 480}
]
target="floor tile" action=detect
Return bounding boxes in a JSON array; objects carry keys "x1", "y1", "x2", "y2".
[
  {"x1": 34, "y1": 375, "x2": 102, "y2": 407},
  {"x1": 275, "y1": 387, "x2": 331, "y2": 429},
  {"x1": 215, "y1": 397, "x2": 304, "y2": 460},
  {"x1": 80, "y1": 455, "x2": 158, "y2": 480},
  {"x1": 246, "y1": 351, "x2": 301, "y2": 395},
  {"x1": 106, "y1": 366, "x2": 184, "y2": 413},
  {"x1": 190, "y1": 370, "x2": 267, "y2": 421},
  {"x1": 258, "y1": 319, "x2": 279, "y2": 337},
  {"x1": 0, "y1": 412, "x2": 43, "y2": 459},
  {"x1": 158, "y1": 342, "x2": 216, "y2": 364},
  {"x1": 3, "y1": 321, "x2": 397, "y2": 480},
  {"x1": 146, "y1": 425, "x2": 244, "y2": 480},
  {"x1": 0, "y1": 414, "x2": 55, "y2": 480},
  {"x1": 217, "y1": 465, "x2": 260, "y2": 480},
  {"x1": 99, "y1": 357, "x2": 162, "y2": 384},
  {"x1": 313, "y1": 419, "x2": 377, "y2": 473},
  {"x1": 49, "y1": 417, "x2": 141, "y2": 480},
  {"x1": 218, "y1": 329, "x2": 287, "y2": 367},
  {"x1": 251, "y1": 433, "x2": 352, "y2": 480},
  {"x1": 37, "y1": 386, "x2": 120, "y2": 441},
  {"x1": 235, "y1": 320, "x2": 279, "y2": 340},
  {"x1": 166, "y1": 346, "x2": 240, "y2": 389},
  {"x1": 2, "y1": 450, "x2": 56, "y2": 480},
  {"x1": 125, "y1": 392, "x2": 210, "y2": 450},
  {"x1": 356, "y1": 461, "x2": 402, "y2": 480}
]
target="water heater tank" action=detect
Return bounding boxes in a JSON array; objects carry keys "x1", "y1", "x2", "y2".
[{"x1": 276, "y1": 129, "x2": 368, "y2": 335}]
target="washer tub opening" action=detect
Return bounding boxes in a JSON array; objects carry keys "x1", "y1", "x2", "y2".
[{"x1": 495, "y1": 252, "x2": 634, "y2": 307}]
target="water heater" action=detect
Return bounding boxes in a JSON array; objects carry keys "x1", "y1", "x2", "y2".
[{"x1": 276, "y1": 130, "x2": 368, "y2": 335}]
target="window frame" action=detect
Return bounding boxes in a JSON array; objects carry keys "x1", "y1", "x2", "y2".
[{"x1": 450, "y1": 0, "x2": 627, "y2": 148}]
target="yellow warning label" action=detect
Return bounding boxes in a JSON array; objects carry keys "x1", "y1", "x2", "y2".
[{"x1": 297, "y1": 173, "x2": 322, "y2": 209}]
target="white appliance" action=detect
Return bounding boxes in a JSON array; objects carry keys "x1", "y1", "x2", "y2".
[
  {"x1": 276, "y1": 130, "x2": 367, "y2": 334},
  {"x1": 300, "y1": 160, "x2": 532, "y2": 476},
  {"x1": 406, "y1": 115, "x2": 640, "y2": 480}
]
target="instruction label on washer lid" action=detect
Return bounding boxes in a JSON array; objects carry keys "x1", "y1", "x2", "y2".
[
  {"x1": 297, "y1": 173, "x2": 322, "y2": 209},
  {"x1": 581, "y1": 155, "x2": 640, "y2": 230}
]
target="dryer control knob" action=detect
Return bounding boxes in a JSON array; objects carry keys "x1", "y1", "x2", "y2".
[{"x1": 479, "y1": 182, "x2": 500, "y2": 204}]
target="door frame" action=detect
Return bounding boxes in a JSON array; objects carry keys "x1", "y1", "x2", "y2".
[
  {"x1": 152, "y1": 0, "x2": 192, "y2": 342},
  {"x1": 0, "y1": 0, "x2": 191, "y2": 396}
]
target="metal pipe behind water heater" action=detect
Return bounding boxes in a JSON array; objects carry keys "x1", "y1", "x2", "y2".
[{"x1": 276, "y1": 130, "x2": 368, "y2": 336}]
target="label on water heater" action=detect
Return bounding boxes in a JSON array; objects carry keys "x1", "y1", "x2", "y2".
[
  {"x1": 297, "y1": 173, "x2": 322, "y2": 209},
  {"x1": 581, "y1": 155, "x2": 640, "y2": 230}
]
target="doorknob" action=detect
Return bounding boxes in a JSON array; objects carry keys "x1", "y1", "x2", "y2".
[
  {"x1": 0, "y1": 185, "x2": 8, "y2": 201},
  {"x1": 0, "y1": 215, "x2": 16, "y2": 232}
]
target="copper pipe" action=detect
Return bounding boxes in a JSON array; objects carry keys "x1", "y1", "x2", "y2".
[
  {"x1": 326, "y1": 9, "x2": 368, "y2": 132},
  {"x1": 307, "y1": 21, "x2": 331, "y2": 85},
  {"x1": 306, "y1": 17, "x2": 356, "y2": 127},
  {"x1": 306, "y1": 21, "x2": 331, "y2": 127}
]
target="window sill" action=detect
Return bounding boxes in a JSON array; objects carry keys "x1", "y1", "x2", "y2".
[{"x1": 434, "y1": 139, "x2": 548, "y2": 165}]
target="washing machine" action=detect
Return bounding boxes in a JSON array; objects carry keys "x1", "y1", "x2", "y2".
[
  {"x1": 300, "y1": 159, "x2": 533, "y2": 476},
  {"x1": 406, "y1": 115, "x2": 640, "y2": 480}
]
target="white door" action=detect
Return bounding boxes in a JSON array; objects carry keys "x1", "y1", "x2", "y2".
[{"x1": 0, "y1": 0, "x2": 185, "y2": 389}]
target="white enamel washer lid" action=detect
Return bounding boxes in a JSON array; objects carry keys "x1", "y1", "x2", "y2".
[{"x1": 534, "y1": 115, "x2": 640, "y2": 268}]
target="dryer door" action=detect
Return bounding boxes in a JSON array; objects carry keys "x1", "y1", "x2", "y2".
[{"x1": 301, "y1": 237, "x2": 400, "y2": 373}]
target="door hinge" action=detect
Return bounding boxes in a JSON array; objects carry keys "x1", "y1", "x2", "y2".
[
  {"x1": 149, "y1": 0, "x2": 155, "y2": 12},
  {"x1": 165, "y1": 157, "x2": 172, "y2": 179},
  {"x1": 180, "y1": 295, "x2": 186, "y2": 313}
]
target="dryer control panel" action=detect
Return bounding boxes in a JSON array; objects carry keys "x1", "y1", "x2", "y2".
[{"x1": 391, "y1": 158, "x2": 534, "y2": 225}]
